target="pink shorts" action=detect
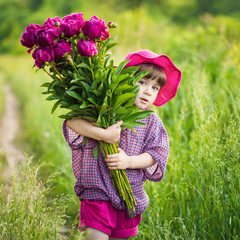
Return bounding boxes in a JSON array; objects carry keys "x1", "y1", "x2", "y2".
[{"x1": 79, "y1": 199, "x2": 141, "y2": 238}]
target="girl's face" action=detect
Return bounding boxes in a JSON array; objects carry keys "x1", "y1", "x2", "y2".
[{"x1": 134, "y1": 77, "x2": 161, "y2": 110}]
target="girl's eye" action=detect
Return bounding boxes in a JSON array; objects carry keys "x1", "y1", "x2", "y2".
[
  {"x1": 153, "y1": 86, "x2": 160, "y2": 91},
  {"x1": 138, "y1": 80, "x2": 146, "y2": 85}
]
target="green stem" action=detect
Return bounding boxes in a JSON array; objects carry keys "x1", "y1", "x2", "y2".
[
  {"x1": 69, "y1": 60, "x2": 81, "y2": 78},
  {"x1": 70, "y1": 59, "x2": 92, "y2": 84},
  {"x1": 52, "y1": 66, "x2": 61, "y2": 76},
  {"x1": 88, "y1": 57, "x2": 96, "y2": 81},
  {"x1": 98, "y1": 141, "x2": 137, "y2": 215}
]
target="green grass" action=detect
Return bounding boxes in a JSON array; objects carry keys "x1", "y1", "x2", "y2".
[
  {"x1": 0, "y1": 158, "x2": 68, "y2": 240},
  {"x1": 0, "y1": 8, "x2": 240, "y2": 239}
]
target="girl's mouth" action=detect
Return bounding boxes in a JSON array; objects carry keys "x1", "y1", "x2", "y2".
[{"x1": 140, "y1": 98, "x2": 148, "y2": 104}]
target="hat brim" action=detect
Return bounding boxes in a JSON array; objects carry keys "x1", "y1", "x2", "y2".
[{"x1": 125, "y1": 50, "x2": 181, "y2": 106}]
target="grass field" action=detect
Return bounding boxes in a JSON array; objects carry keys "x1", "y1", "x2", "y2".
[{"x1": 0, "y1": 8, "x2": 240, "y2": 239}]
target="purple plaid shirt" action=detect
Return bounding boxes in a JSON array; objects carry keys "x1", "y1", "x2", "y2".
[{"x1": 62, "y1": 111, "x2": 169, "y2": 218}]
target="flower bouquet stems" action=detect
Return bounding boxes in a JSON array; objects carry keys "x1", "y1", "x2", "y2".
[
  {"x1": 99, "y1": 141, "x2": 137, "y2": 215},
  {"x1": 20, "y1": 12, "x2": 153, "y2": 216}
]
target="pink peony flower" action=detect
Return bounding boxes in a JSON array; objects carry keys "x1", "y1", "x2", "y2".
[
  {"x1": 32, "y1": 46, "x2": 55, "y2": 68},
  {"x1": 35, "y1": 27, "x2": 59, "y2": 47},
  {"x1": 82, "y1": 15, "x2": 109, "y2": 40},
  {"x1": 59, "y1": 13, "x2": 84, "y2": 38},
  {"x1": 62, "y1": 12, "x2": 83, "y2": 22},
  {"x1": 77, "y1": 39, "x2": 98, "y2": 57},
  {"x1": 54, "y1": 40, "x2": 72, "y2": 60},
  {"x1": 20, "y1": 24, "x2": 42, "y2": 48},
  {"x1": 43, "y1": 17, "x2": 62, "y2": 29}
]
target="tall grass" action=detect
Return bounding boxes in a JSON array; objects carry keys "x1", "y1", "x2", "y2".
[
  {"x1": 137, "y1": 70, "x2": 240, "y2": 239},
  {"x1": 0, "y1": 158, "x2": 67, "y2": 239},
  {"x1": 0, "y1": 55, "x2": 79, "y2": 227},
  {"x1": 0, "y1": 7, "x2": 239, "y2": 239}
]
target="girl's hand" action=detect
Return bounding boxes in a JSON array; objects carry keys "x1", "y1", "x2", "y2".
[
  {"x1": 105, "y1": 148, "x2": 130, "y2": 170},
  {"x1": 102, "y1": 121, "x2": 123, "y2": 144}
]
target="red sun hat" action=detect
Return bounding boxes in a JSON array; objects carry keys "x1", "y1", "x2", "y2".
[{"x1": 125, "y1": 50, "x2": 182, "y2": 106}]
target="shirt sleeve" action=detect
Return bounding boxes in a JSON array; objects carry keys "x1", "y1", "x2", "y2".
[
  {"x1": 142, "y1": 112, "x2": 169, "y2": 182},
  {"x1": 62, "y1": 119, "x2": 84, "y2": 149}
]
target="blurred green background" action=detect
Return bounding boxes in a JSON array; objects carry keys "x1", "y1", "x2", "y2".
[{"x1": 0, "y1": 0, "x2": 240, "y2": 239}]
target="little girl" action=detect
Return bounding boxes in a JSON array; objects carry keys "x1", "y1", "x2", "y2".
[{"x1": 63, "y1": 50, "x2": 181, "y2": 240}]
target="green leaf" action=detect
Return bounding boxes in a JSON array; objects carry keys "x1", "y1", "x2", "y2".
[
  {"x1": 131, "y1": 85, "x2": 140, "y2": 94},
  {"x1": 82, "y1": 116, "x2": 98, "y2": 123},
  {"x1": 79, "y1": 101, "x2": 89, "y2": 109},
  {"x1": 58, "y1": 114, "x2": 73, "y2": 119},
  {"x1": 115, "y1": 60, "x2": 130, "y2": 76},
  {"x1": 82, "y1": 137, "x2": 88, "y2": 146},
  {"x1": 104, "y1": 54, "x2": 111, "y2": 67},
  {"x1": 106, "y1": 42, "x2": 118, "y2": 52},
  {"x1": 68, "y1": 104, "x2": 81, "y2": 110},
  {"x1": 51, "y1": 99, "x2": 62, "y2": 114},
  {"x1": 121, "y1": 66, "x2": 139, "y2": 75},
  {"x1": 90, "y1": 89, "x2": 99, "y2": 97},
  {"x1": 53, "y1": 86, "x2": 65, "y2": 97},
  {"x1": 46, "y1": 95, "x2": 59, "y2": 101},
  {"x1": 101, "y1": 116, "x2": 107, "y2": 128},
  {"x1": 115, "y1": 84, "x2": 133, "y2": 93},
  {"x1": 99, "y1": 103, "x2": 108, "y2": 117},
  {"x1": 93, "y1": 145, "x2": 99, "y2": 159},
  {"x1": 68, "y1": 85, "x2": 81, "y2": 91},
  {"x1": 124, "y1": 110, "x2": 153, "y2": 121},
  {"x1": 77, "y1": 63, "x2": 93, "y2": 73},
  {"x1": 112, "y1": 74, "x2": 130, "y2": 85},
  {"x1": 80, "y1": 81, "x2": 91, "y2": 93},
  {"x1": 66, "y1": 90, "x2": 84, "y2": 102},
  {"x1": 87, "y1": 97, "x2": 100, "y2": 107},
  {"x1": 102, "y1": 36, "x2": 117, "y2": 48},
  {"x1": 112, "y1": 92, "x2": 136, "y2": 110},
  {"x1": 115, "y1": 106, "x2": 128, "y2": 114},
  {"x1": 41, "y1": 82, "x2": 51, "y2": 88},
  {"x1": 121, "y1": 122, "x2": 137, "y2": 133},
  {"x1": 132, "y1": 71, "x2": 150, "y2": 84},
  {"x1": 42, "y1": 91, "x2": 50, "y2": 95},
  {"x1": 124, "y1": 98, "x2": 135, "y2": 109},
  {"x1": 116, "y1": 111, "x2": 133, "y2": 121},
  {"x1": 70, "y1": 76, "x2": 86, "y2": 83},
  {"x1": 91, "y1": 79, "x2": 98, "y2": 90}
]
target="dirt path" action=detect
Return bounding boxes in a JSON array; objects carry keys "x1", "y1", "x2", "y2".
[{"x1": 0, "y1": 84, "x2": 24, "y2": 178}]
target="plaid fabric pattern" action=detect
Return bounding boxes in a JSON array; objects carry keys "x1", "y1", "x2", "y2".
[{"x1": 62, "y1": 111, "x2": 169, "y2": 218}]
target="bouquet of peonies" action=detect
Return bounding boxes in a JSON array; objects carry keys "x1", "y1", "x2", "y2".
[{"x1": 21, "y1": 12, "x2": 153, "y2": 216}]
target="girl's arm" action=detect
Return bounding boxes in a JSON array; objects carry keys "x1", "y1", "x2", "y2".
[
  {"x1": 66, "y1": 119, "x2": 122, "y2": 144},
  {"x1": 105, "y1": 148, "x2": 156, "y2": 170}
]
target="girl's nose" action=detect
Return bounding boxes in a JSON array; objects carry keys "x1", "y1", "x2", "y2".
[{"x1": 144, "y1": 87, "x2": 151, "y2": 95}]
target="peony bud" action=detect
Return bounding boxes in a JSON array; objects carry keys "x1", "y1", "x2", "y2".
[
  {"x1": 108, "y1": 22, "x2": 118, "y2": 28},
  {"x1": 54, "y1": 21, "x2": 60, "y2": 27},
  {"x1": 77, "y1": 39, "x2": 98, "y2": 57}
]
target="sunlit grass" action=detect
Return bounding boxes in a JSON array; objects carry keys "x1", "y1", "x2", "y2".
[{"x1": 0, "y1": 158, "x2": 68, "y2": 240}]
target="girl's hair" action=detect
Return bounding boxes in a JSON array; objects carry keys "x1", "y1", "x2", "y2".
[{"x1": 135, "y1": 63, "x2": 167, "y2": 87}]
